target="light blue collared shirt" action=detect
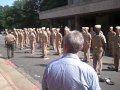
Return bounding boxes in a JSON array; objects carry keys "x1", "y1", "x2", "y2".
[{"x1": 42, "y1": 53, "x2": 101, "y2": 90}]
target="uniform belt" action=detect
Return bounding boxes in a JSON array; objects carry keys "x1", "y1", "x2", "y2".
[
  {"x1": 7, "y1": 41, "x2": 14, "y2": 44},
  {"x1": 95, "y1": 47, "x2": 98, "y2": 48},
  {"x1": 94, "y1": 46, "x2": 102, "y2": 49}
]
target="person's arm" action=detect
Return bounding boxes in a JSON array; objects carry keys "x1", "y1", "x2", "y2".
[
  {"x1": 89, "y1": 33, "x2": 92, "y2": 48},
  {"x1": 4, "y1": 36, "x2": 7, "y2": 45},
  {"x1": 101, "y1": 35, "x2": 107, "y2": 56},
  {"x1": 89, "y1": 69, "x2": 101, "y2": 90}
]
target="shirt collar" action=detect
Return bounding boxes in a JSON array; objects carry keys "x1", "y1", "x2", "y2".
[{"x1": 62, "y1": 53, "x2": 80, "y2": 60}]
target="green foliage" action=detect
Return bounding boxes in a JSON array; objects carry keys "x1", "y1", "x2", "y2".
[
  {"x1": 0, "y1": 0, "x2": 41, "y2": 29},
  {"x1": 0, "y1": 0, "x2": 67, "y2": 30}
]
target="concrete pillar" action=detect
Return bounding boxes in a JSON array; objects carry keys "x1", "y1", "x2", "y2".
[
  {"x1": 68, "y1": 0, "x2": 73, "y2": 5},
  {"x1": 75, "y1": 15, "x2": 80, "y2": 30},
  {"x1": 48, "y1": 19, "x2": 52, "y2": 30},
  {"x1": 96, "y1": 15, "x2": 109, "y2": 36},
  {"x1": 68, "y1": 19, "x2": 72, "y2": 29}
]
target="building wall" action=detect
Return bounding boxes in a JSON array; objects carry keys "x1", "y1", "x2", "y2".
[{"x1": 39, "y1": 0, "x2": 120, "y2": 20}]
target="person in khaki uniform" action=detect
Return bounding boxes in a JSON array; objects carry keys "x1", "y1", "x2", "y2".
[
  {"x1": 51, "y1": 28, "x2": 56, "y2": 50},
  {"x1": 23, "y1": 28, "x2": 28, "y2": 47},
  {"x1": 90, "y1": 27, "x2": 96, "y2": 39},
  {"x1": 64, "y1": 26, "x2": 70, "y2": 35},
  {"x1": 26, "y1": 28, "x2": 30, "y2": 47},
  {"x1": 107, "y1": 27, "x2": 116, "y2": 56},
  {"x1": 41, "y1": 27, "x2": 48, "y2": 58},
  {"x1": 18, "y1": 29, "x2": 24, "y2": 49},
  {"x1": 36, "y1": 28, "x2": 40, "y2": 43},
  {"x1": 92, "y1": 25, "x2": 106, "y2": 75},
  {"x1": 13, "y1": 28, "x2": 18, "y2": 48},
  {"x1": 38, "y1": 28, "x2": 43, "y2": 48},
  {"x1": 46, "y1": 28, "x2": 51, "y2": 48},
  {"x1": 113, "y1": 26, "x2": 120, "y2": 72},
  {"x1": 4, "y1": 31, "x2": 16, "y2": 59},
  {"x1": 55, "y1": 28, "x2": 63, "y2": 55},
  {"x1": 29, "y1": 29, "x2": 36, "y2": 54},
  {"x1": 83, "y1": 27, "x2": 92, "y2": 62},
  {"x1": 81, "y1": 27, "x2": 86, "y2": 36}
]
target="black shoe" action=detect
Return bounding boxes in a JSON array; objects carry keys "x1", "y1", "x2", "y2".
[
  {"x1": 99, "y1": 77, "x2": 105, "y2": 82},
  {"x1": 40, "y1": 56, "x2": 47, "y2": 58},
  {"x1": 40, "y1": 56, "x2": 44, "y2": 58},
  {"x1": 115, "y1": 69, "x2": 118, "y2": 72}
]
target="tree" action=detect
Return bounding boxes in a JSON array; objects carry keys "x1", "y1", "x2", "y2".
[
  {"x1": 0, "y1": 6, "x2": 4, "y2": 29},
  {"x1": 0, "y1": 0, "x2": 67, "y2": 29}
]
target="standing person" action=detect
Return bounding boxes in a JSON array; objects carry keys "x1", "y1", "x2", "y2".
[
  {"x1": 4, "y1": 31, "x2": 16, "y2": 59},
  {"x1": 29, "y1": 29, "x2": 36, "y2": 54},
  {"x1": 46, "y1": 28, "x2": 51, "y2": 48},
  {"x1": 13, "y1": 28, "x2": 18, "y2": 48},
  {"x1": 18, "y1": 29, "x2": 24, "y2": 49},
  {"x1": 38, "y1": 28, "x2": 42, "y2": 48},
  {"x1": 42, "y1": 30, "x2": 101, "y2": 90},
  {"x1": 107, "y1": 26, "x2": 116, "y2": 56},
  {"x1": 64, "y1": 26, "x2": 70, "y2": 35},
  {"x1": 56, "y1": 28, "x2": 63, "y2": 55},
  {"x1": 92, "y1": 25, "x2": 106, "y2": 76},
  {"x1": 81, "y1": 27, "x2": 86, "y2": 37},
  {"x1": 51, "y1": 28, "x2": 56, "y2": 50},
  {"x1": 90, "y1": 27, "x2": 96, "y2": 39},
  {"x1": 83, "y1": 27, "x2": 92, "y2": 62},
  {"x1": 41, "y1": 27, "x2": 48, "y2": 58},
  {"x1": 113, "y1": 26, "x2": 120, "y2": 72},
  {"x1": 23, "y1": 28, "x2": 28, "y2": 47}
]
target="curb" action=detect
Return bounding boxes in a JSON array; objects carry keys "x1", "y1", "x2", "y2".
[{"x1": 0, "y1": 58, "x2": 40, "y2": 90}]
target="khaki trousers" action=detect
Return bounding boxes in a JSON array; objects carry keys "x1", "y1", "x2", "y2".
[
  {"x1": 93, "y1": 48, "x2": 103, "y2": 74},
  {"x1": 114, "y1": 48, "x2": 120, "y2": 70},
  {"x1": 42, "y1": 43, "x2": 47, "y2": 57}
]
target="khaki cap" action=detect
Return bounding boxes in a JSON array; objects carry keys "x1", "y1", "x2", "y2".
[
  {"x1": 95, "y1": 25, "x2": 101, "y2": 29},
  {"x1": 110, "y1": 26, "x2": 113, "y2": 29},
  {"x1": 116, "y1": 26, "x2": 120, "y2": 29},
  {"x1": 41, "y1": 27, "x2": 46, "y2": 30}
]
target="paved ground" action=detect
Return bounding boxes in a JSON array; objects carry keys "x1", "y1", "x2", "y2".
[
  {"x1": 0, "y1": 58, "x2": 39, "y2": 90},
  {"x1": 0, "y1": 34, "x2": 120, "y2": 90}
]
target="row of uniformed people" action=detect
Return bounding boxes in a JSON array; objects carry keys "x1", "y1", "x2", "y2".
[
  {"x1": 81, "y1": 25, "x2": 120, "y2": 75},
  {"x1": 13, "y1": 27, "x2": 63, "y2": 58},
  {"x1": 5, "y1": 25, "x2": 120, "y2": 73}
]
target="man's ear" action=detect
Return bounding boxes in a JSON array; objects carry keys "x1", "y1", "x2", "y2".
[
  {"x1": 79, "y1": 45, "x2": 83, "y2": 51},
  {"x1": 63, "y1": 44, "x2": 68, "y2": 53}
]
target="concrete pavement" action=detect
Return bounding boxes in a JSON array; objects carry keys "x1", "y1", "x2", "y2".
[{"x1": 0, "y1": 58, "x2": 40, "y2": 90}]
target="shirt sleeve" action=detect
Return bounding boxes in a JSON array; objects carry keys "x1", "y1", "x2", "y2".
[
  {"x1": 101, "y1": 35, "x2": 106, "y2": 44},
  {"x1": 88, "y1": 70, "x2": 101, "y2": 90},
  {"x1": 42, "y1": 66, "x2": 48, "y2": 90}
]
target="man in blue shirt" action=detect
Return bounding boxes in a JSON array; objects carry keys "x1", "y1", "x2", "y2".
[{"x1": 42, "y1": 30, "x2": 101, "y2": 90}]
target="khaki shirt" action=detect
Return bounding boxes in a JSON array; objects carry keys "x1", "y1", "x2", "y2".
[
  {"x1": 114, "y1": 35, "x2": 120, "y2": 49},
  {"x1": 83, "y1": 32, "x2": 92, "y2": 47},
  {"x1": 4, "y1": 34, "x2": 16, "y2": 43},
  {"x1": 92, "y1": 34, "x2": 106, "y2": 49},
  {"x1": 29, "y1": 32, "x2": 36, "y2": 43},
  {"x1": 42, "y1": 31, "x2": 48, "y2": 44},
  {"x1": 56, "y1": 32, "x2": 62, "y2": 45},
  {"x1": 107, "y1": 31, "x2": 116, "y2": 43}
]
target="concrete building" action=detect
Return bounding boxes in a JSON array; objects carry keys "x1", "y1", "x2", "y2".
[{"x1": 39, "y1": 0, "x2": 120, "y2": 35}]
